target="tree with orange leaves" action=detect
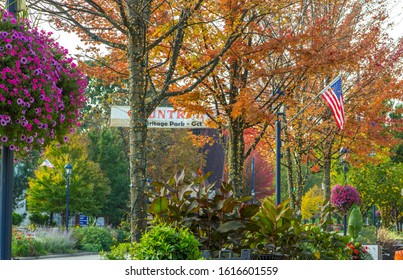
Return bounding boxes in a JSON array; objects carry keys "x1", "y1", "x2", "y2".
[
  {"x1": 27, "y1": 0, "x2": 264, "y2": 241},
  {"x1": 174, "y1": 0, "x2": 403, "y2": 214},
  {"x1": 172, "y1": 1, "x2": 318, "y2": 197},
  {"x1": 271, "y1": 0, "x2": 403, "y2": 214}
]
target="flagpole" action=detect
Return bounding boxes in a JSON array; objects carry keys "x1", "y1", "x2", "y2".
[{"x1": 285, "y1": 75, "x2": 341, "y2": 127}]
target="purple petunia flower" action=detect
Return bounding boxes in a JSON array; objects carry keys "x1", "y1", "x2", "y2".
[
  {"x1": 0, "y1": 14, "x2": 87, "y2": 152},
  {"x1": 330, "y1": 184, "x2": 362, "y2": 214}
]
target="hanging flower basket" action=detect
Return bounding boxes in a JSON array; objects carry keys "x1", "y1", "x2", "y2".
[
  {"x1": 0, "y1": 10, "x2": 87, "y2": 152},
  {"x1": 330, "y1": 184, "x2": 362, "y2": 214}
]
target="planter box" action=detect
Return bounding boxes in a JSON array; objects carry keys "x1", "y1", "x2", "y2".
[
  {"x1": 252, "y1": 253, "x2": 285, "y2": 260},
  {"x1": 202, "y1": 249, "x2": 251, "y2": 260}
]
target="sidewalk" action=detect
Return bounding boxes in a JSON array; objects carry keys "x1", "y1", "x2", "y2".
[{"x1": 14, "y1": 251, "x2": 101, "y2": 260}]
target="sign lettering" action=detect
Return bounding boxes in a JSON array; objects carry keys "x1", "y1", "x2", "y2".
[{"x1": 110, "y1": 106, "x2": 208, "y2": 128}]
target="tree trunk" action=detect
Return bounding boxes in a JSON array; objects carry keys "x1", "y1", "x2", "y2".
[
  {"x1": 126, "y1": 0, "x2": 150, "y2": 242},
  {"x1": 228, "y1": 120, "x2": 245, "y2": 197},
  {"x1": 321, "y1": 138, "x2": 334, "y2": 230},
  {"x1": 127, "y1": 63, "x2": 148, "y2": 241},
  {"x1": 294, "y1": 155, "x2": 305, "y2": 214},
  {"x1": 322, "y1": 141, "x2": 333, "y2": 201},
  {"x1": 284, "y1": 146, "x2": 295, "y2": 209},
  {"x1": 128, "y1": 123, "x2": 147, "y2": 242}
]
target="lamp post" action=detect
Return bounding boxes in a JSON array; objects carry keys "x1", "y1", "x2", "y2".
[
  {"x1": 339, "y1": 147, "x2": 350, "y2": 236},
  {"x1": 251, "y1": 157, "x2": 255, "y2": 204},
  {"x1": 0, "y1": 145, "x2": 14, "y2": 260},
  {"x1": 0, "y1": 0, "x2": 18, "y2": 261},
  {"x1": 64, "y1": 163, "x2": 72, "y2": 232},
  {"x1": 275, "y1": 105, "x2": 285, "y2": 206}
]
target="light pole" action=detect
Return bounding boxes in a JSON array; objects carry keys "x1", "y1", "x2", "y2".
[
  {"x1": 64, "y1": 163, "x2": 72, "y2": 232},
  {"x1": 0, "y1": 0, "x2": 18, "y2": 261},
  {"x1": 251, "y1": 157, "x2": 255, "y2": 204},
  {"x1": 339, "y1": 147, "x2": 349, "y2": 236},
  {"x1": 275, "y1": 105, "x2": 285, "y2": 206}
]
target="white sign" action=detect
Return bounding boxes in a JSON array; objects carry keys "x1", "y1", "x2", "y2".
[
  {"x1": 364, "y1": 244, "x2": 381, "y2": 260},
  {"x1": 110, "y1": 106, "x2": 208, "y2": 128}
]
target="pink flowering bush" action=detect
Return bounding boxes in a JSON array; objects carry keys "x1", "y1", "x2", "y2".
[
  {"x1": 330, "y1": 184, "x2": 362, "y2": 214},
  {"x1": 0, "y1": 10, "x2": 87, "y2": 152}
]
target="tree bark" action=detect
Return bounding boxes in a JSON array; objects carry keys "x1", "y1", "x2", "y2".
[
  {"x1": 294, "y1": 152, "x2": 305, "y2": 214},
  {"x1": 284, "y1": 146, "x2": 295, "y2": 209},
  {"x1": 228, "y1": 120, "x2": 245, "y2": 197},
  {"x1": 126, "y1": 0, "x2": 150, "y2": 241},
  {"x1": 322, "y1": 139, "x2": 334, "y2": 201}
]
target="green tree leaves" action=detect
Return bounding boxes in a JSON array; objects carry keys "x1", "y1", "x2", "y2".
[
  {"x1": 88, "y1": 128, "x2": 130, "y2": 226},
  {"x1": 27, "y1": 133, "x2": 110, "y2": 219}
]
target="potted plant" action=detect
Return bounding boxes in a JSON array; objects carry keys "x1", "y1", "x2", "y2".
[{"x1": 330, "y1": 184, "x2": 362, "y2": 235}]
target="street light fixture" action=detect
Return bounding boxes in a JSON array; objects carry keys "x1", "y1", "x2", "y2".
[
  {"x1": 275, "y1": 104, "x2": 286, "y2": 206},
  {"x1": 64, "y1": 163, "x2": 72, "y2": 232}
]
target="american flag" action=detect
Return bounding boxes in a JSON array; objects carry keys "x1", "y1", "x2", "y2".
[{"x1": 321, "y1": 76, "x2": 344, "y2": 130}]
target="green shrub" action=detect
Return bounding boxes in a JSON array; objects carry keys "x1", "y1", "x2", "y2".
[
  {"x1": 71, "y1": 227, "x2": 113, "y2": 252},
  {"x1": 356, "y1": 225, "x2": 377, "y2": 244},
  {"x1": 101, "y1": 223, "x2": 202, "y2": 260},
  {"x1": 148, "y1": 171, "x2": 258, "y2": 251},
  {"x1": 299, "y1": 226, "x2": 352, "y2": 260},
  {"x1": 12, "y1": 213, "x2": 23, "y2": 226},
  {"x1": 12, "y1": 230, "x2": 46, "y2": 258},
  {"x1": 110, "y1": 222, "x2": 131, "y2": 245},
  {"x1": 100, "y1": 243, "x2": 135, "y2": 260},
  {"x1": 29, "y1": 213, "x2": 51, "y2": 226},
  {"x1": 245, "y1": 198, "x2": 303, "y2": 259}
]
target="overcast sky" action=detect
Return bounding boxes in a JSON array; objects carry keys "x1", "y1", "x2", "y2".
[
  {"x1": 388, "y1": 0, "x2": 403, "y2": 39},
  {"x1": 41, "y1": 1, "x2": 402, "y2": 57}
]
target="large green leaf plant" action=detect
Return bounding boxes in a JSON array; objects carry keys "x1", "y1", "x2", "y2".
[{"x1": 147, "y1": 171, "x2": 259, "y2": 253}]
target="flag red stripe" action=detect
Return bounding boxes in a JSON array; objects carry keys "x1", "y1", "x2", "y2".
[{"x1": 321, "y1": 88, "x2": 344, "y2": 129}]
